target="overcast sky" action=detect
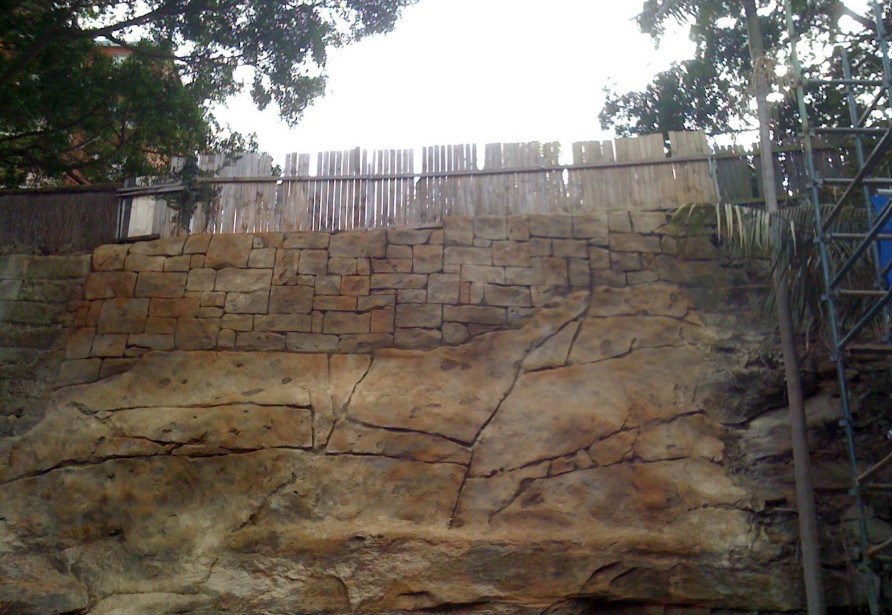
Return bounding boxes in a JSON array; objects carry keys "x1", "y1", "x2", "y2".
[{"x1": 212, "y1": 0, "x2": 871, "y2": 167}]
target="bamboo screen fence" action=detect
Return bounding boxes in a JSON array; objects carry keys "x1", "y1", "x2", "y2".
[{"x1": 112, "y1": 130, "x2": 850, "y2": 238}]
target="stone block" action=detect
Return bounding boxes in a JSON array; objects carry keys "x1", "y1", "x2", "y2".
[
  {"x1": 483, "y1": 284, "x2": 532, "y2": 307},
  {"x1": 507, "y1": 216, "x2": 530, "y2": 241},
  {"x1": 282, "y1": 232, "x2": 330, "y2": 249},
  {"x1": 315, "y1": 275, "x2": 342, "y2": 296},
  {"x1": 568, "y1": 259, "x2": 590, "y2": 287},
  {"x1": 610, "y1": 233, "x2": 662, "y2": 253},
  {"x1": 505, "y1": 266, "x2": 543, "y2": 286},
  {"x1": 572, "y1": 213, "x2": 609, "y2": 243},
  {"x1": 535, "y1": 257, "x2": 569, "y2": 287},
  {"x1": 205, "y1": 234, "x2": 253, "y2": 268},
  {"x1": 175, "y1": 318, "x2": 220, "y2": 350},
  {"x1": 474, "y1": 216, "x2": 507, "y2": 240},
  {"x1": 253, "y1": 233, "x2": 284, "y2": 249},
  {"x1": 396, "y1": 304, "x2": 442, "y2": 328},
  {"x1": 217, "y1": 329, "x2": 236, "y2": 349},
  {"x1": 313, "y1": 296, "x2": 357, "y2": 311},
  {"x1": 124, "y1": 254, "x2": 165, "y2": 272},
  {"x1": 91, "y1": 333, "x2": 127, "y2": 357},
  {"x1": 338, "y1": 333, "x2": 393, "y2": 353},
  {"x1": 254, "y1": 314, "x2": 312, "y2": 332},
  {"x1": 443, "y1": 216, "x2": 473, "y2": 246},
  {"x1": 215, "y1": 268, "x2": 272, "y2": 292},
  {"x1": 461, "y1": 265, "x2": 504, "y2": 284},
  {"x1": 413, "y1": 245, "x2": 443, "y2": 273},
  {"x1": 529, "y1": 238, "x2": 552, "y2": 256},
  {"x1": 56, "y1": 358, "x2": 101, "y2": 387},
  {"x1": 236, "y1": 331, "x2": 285, "y2": 351},
  {"x1": 395, "y1": 328, "x2": 441, "y2": 349},
  {"x1": 127, "y1": 334, "x2": 175, "y2": 351},
  {"x1": 0, "y1": 279, "x2": 20, "y2": 300},
  {"x1": 134, "y1": 272, "x2": 187, "y2": 298},
  {"x1": 442, "y1": 322, "x2": 469, "y2": 345},
  {"x1": 429, "y1": 229, "x2": 444, "y2": 245},
  {"x1": 97, "y1": 298, "x2": 149, "y2": 334},
  {"x1": 323, "y1": 312, "x2": 370, "y2": 334},
  {"x1": 123, "y1": 346, "x2": 148, "y2": 358},
  {"x1": 370, "y1": 274, "x2": 427, "y2": 290},
  {"x1": 269, "y1": 285, "x2": 314, "y2": 314},
  {"x1": 286, "y1": 332, "x2": 340, "y2": 353},
  {"x1": 129, "y1": 237, "x2": 185, "y2": 256},
  {"x1": 17, "y1": 279, "x2": 74, "y2": 304},
  {"x1": 627, "y1": 270, "x2": 660, "y2": 285},
  {"x1": 66, "y1": 327, "x2": 96, "y2": 359},
  {"x1": 198, "y1": 307, "x2": 224, "y2": 318},
  {"x1": 248, "y1": 248, "x2": 276, "y2": 268},
  {"x1": 224, "y1": 290, "x2": 269, "y2": 314},
  {"x1": 145, "y1": 317, "x2": 177, "y2": 334},
  {"x1": 443, "y1": 305, "x2": 507, "y2": 325},
  {"x1": 341, "y1": 276, "x2": 370, "y2": 296},
  {"x1": 492, "y1": 241, "x2": 531, "y2": 267},
  {"x1": 387, "y1": 228, "x2": 431, "y2": 245},
  {"x1": 149, "y1": 297, "x2": 199, "y2": 318},
  {"x1": 386, "y1": 245, "x2": 413, "y2": 259},
  {"x1": 200, "y1": 291, "x2": 225, "y2": 307},
  {"x1": 183, "y1": 234, "x2": 212, "y2": 254},
  {"x1": 0, "y1": 255, "x2": 28, "y2": 279},
  {"x1": 608, "y1": 211, "x2": 632, "y2": 232},
  {"x1": 86, "y1": 301, "x2": 102, "y2": 327},
  {"x1": 473, "y1": 238, "x2": 491, "y2": 248},
  {"x1": 328, "y1": 257, "x2": 358, "y2": 275},
  {"x1": 24, "y1": 255, "x2": 90, "y2": 279},
  {"x1": 84, "y1": 272, "x2": 137, "y2": 300},
  {"x1": 99, "y1": 358, "x2": 137, "y2": 379},
  {"x1": 427, "y1": 274, "x2": 460, "y2": 304},
  {"x1": 631, "y1": 211, "x2": 669, "y2": 233},
  {"x1": 661, "y1": 236, "x2": 678, "y2": 256},
  {"x1": 370, "y1": 307, "x2": 394, "y2": 333},
  {"x1": 552, "y1": 239, "x2": 588, "y2": 258},
  {"x1": 611, "y1": 252, "x2": 642, "y2": 271},
  {"x1": 273, "y1": 249, "x2": 301, "y2": 285},
  {"x1": 396, "y1": 288, "x2": 427, "y2": 303},
  {"x1": 591, "y1": 269, "x2": 627, "y2": 288},
  {"x1": 371, "y1": 258, "x2": 412, "y2": 273},
  {"x1": 444, "y1": 246, "x2": 491, "y2": 265},
  {"x1": 298, "y1": 250, "x2": 328, "y2": 275},
  {"x1": 0, "y1": 301, "x2": 58, "y2": 325},
  {"x1": 588, "y1": 246, "x2": 611, "y2": 269},
  {"x1": 529, "y1": 214, "x2": 572, "y2": 238},
  {"x1": 356, "y1": 295, "x2": 395, "y2": 311},
  {"x1": 356, "y1": 258, "x2": 371, "y2": 275},
  {"x1": 163, "y1": 255, "x2": 191, "y2": 272},
  {"x1": 677, "y1": 236, "x2": 721, "y2": 260},
  {"x1": 221, "y1": 314, "x2": 253, "y2": 331},
  {"x1": 329, "y1": 230, "x2": 386, "y2": 258},
  {"x1": 92, "y1": 244, "x2": 129, "y2": 271},
  {"x1": 190, "y1": 255, "x2": 205, "y2": 268}
]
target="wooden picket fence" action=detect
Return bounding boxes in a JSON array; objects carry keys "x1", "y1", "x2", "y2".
[{"x1": 117, "y1": 131, "x2": 848, "y2": 238}]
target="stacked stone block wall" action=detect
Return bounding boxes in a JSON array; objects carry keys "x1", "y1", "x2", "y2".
[
  {"x1": 59, "y1": 211, "x2": 729, "y2": 387},
  {"x1": 0, "y1": 254, "x2": 90, "y2": 435}
]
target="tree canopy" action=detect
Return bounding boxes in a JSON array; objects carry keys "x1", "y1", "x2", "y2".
[
  {"x1": 599, "y1": 0, "x2": 890, "y2": 141},
  {"x1": 0, "y1": 0, "x2": 416, "y2": 186}
]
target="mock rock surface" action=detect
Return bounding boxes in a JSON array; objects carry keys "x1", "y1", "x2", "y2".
[{"x1": 0, "y1": 282, "x2": 826, "y2": 614}]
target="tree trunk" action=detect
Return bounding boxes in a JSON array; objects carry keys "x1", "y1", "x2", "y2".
[{"x1": 740, "y1": 1, "x2": 827, "y2": 613}]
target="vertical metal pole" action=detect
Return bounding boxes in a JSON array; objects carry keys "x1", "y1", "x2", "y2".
[{"x1": 784, "y1": 3, "x2": 881, "y2": 613}]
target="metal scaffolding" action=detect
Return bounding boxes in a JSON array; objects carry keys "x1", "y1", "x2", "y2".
[{"x1": 785, "y1": 2, "x2": 892, "y2": 613}]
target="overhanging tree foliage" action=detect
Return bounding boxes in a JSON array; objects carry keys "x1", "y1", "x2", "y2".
[
  {"x1": 599, "y1": 0, "x2": 890, "y2": 140},
  {"x1": 0, "y1": 0, "x2": 416, "y2": 186}
]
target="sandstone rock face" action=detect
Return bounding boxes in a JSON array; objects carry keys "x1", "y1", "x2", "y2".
[{"x1": 1, "y1": 218, "x2": 834, "y2": 614}]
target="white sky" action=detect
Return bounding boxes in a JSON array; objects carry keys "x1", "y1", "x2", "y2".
[
  {"x1": 214, "y1": 0, "x2": 697, "y2": 167},
  {"x1": 212, "y1": 0, "x2": 874, "y2": 168}
]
